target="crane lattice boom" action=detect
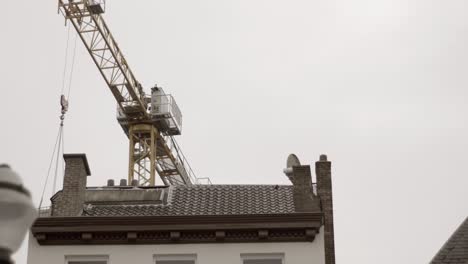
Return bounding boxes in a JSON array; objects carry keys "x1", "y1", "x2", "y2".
[
  {"x1": 59, "y1": 0, "x2": 146, "y2": 117},
  {"x1": 58, "y1": 0, "x2": 207, "y2": 186}
]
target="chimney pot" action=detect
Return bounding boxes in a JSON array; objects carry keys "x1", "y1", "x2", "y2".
[
  {"x1": 107, "y1": 179, "x2": 115, "y2": 187},
  {"x1": 131, "y1": 179, "x2": 138, "y2": 187},
  {"x1": 120, "y1": 179, "x2": 127, "y2": 186},
  {"x1": 320, "y1": 154, "x2": 328, "y2": 161}
]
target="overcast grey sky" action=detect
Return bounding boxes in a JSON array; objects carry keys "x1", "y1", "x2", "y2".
[{"x1": 1, "y1": 0, "x2": 467, "y2": 263}]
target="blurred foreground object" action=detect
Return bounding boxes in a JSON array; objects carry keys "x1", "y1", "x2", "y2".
[{"x1": 0, "y1": 165, "x2": 37, "y2": 264}]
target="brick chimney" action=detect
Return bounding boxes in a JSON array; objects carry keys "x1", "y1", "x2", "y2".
[
  {"x1": 52, "y1": 154, "x2": 90, "y2": 216},
  {"x1": 316, "y1": 154, "x2": 335, "y2": 264},
  {"x1": 285, "y1": 163, "x2": 320, "y2": 212},
  {"x1": 291, "y1": 165, "x2": 320, "y2": 212}
]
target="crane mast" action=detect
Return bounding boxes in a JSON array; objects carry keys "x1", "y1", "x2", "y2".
[{"x1": 58, "y1": 0, "x2": 202, "y2": 186}]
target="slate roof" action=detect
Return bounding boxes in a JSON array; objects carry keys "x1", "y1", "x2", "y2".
[
  {"x1": 82, "y1": 184, "x2": 296, "y2": 217},
  {"x1": 431, "y1": 217, "x2": 468, "y2": 264}
]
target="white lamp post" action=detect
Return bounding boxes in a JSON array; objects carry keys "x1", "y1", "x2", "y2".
[{"x1": 0, "y1": 165, "x2": 37, "y2": 264}]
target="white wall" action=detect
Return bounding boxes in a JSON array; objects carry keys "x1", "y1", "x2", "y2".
[{"x1": 27, "y1": 228, "x2": 324, "y2": 264}]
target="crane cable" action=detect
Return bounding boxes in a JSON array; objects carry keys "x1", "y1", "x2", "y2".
[{"x1": 38, "y1": 24, "x2": 78, "y2": 210}]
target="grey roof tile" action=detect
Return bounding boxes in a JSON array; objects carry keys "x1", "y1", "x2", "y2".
[
  {"x1": 431, "y1": 217, "x2": 468, "y2": 264},
  {"x1": 82, "y1": 184, "x2": 296, "y2": 217}
]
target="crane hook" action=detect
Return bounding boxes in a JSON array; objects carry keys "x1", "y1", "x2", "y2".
[{"x1": 60, "y1": 94, "x2": 69, "y2": 124}]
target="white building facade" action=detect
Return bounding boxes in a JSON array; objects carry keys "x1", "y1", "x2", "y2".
[{"x1": 28, "y1": 235, "x2": 325, "y2": 264}]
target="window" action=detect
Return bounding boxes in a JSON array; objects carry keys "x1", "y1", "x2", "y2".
[
  {"x1": 241, "y1": 253, "x2": 285, "y2": 264},
  {"x1": 66, "y1": 255, "x2": 108, "y2": 264},
  {"x1": 154, "y1": 254, "x2": 197, "y2": 264}
]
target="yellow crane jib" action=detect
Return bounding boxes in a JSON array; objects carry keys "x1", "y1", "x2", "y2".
[{"x1": 57, "y1": 0, "x2": 202, "y2": 186}]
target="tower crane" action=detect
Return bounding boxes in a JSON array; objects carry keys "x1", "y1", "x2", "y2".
[{"x1": 57, "y1": 0, "x2": 204, "y2": 186}]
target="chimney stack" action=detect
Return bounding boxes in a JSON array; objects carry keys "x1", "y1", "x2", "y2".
[
  {"x1": 52, "y1": 154, "x2": 91, "y2": 216},
  {"x1": 283, "y1": 154, "x2": 320, "y2": 212},
  {"x1": 316, "y1": 154, "x2": 335, "y2": 264},
  {"x1": 291, "y1": 165, "x2": 320, "y2": 212}
]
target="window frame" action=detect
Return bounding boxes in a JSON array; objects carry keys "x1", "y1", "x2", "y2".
[
  {"x1": 154, "y1": 254, "x2": 197, "y2": 264},
  {"x1": 65, "y1": 255, "x2": 109, "y2": 264},
  {"x1": 240, "y1": 253, "x2": 285, "y2": 264}
]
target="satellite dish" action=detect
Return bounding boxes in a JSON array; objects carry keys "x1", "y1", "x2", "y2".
[
  {"x1": 286, "y1": 154, "x2": 301, "y2": 168},
  {"x1": 283, "y1": 154, "x2": 301, "y2": 179}
]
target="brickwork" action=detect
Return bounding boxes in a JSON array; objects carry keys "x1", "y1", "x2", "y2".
[
  {"x1": 316, "y1": 154, "x2": 335, "y2": 264},
  {"x1": 52, "y1": 154, "x2": 90, "y2": 217},
  {"x1": 291, "y1": 165, "x2": 320, "y2": 212}
]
